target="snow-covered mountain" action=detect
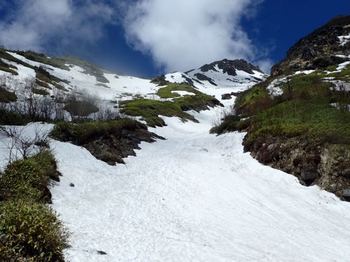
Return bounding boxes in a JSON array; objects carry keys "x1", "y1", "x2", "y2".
[
  {"x1": 2, "y1": 25, "x2": 350, "y2": 261},
  {"x1": 0, "y1": 50, "x2": 266, "y2": 122},
  {"x1": 166, "y1": 59, "x2": 266, "y2": 89}
]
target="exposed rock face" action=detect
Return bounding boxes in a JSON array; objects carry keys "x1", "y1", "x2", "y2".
[
  {"x1": 272, "y1": 16, "x2": 350, "y2": 76},
  {"x1": 194, "y1": 73, "x2": 217, "y2": 86},
  {"x1": 200, "y1": 59, "x2": 262, "y2": 76},
  {"x1": 244, "y1": 135, "x2": 350, "y2": 200}
]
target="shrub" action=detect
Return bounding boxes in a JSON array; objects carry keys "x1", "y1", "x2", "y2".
[
  {"x1": 0, "y1": 200, "x2": 68, "y2": 262},
  {"x1": 50, "y1": 118, "x2": 146, "y2": 144},
  {"x1": 0, "y1": 108, "x2": 27, "y2": 125},
  {"x1": 0, "y1": 87, "x2": 17, "y2": 103},
  {"x1": 0, "y1": 151, "x2": 57, "y2": 203},
  {"x1": 211, "y1": 115, "x2": 246, "y2": 134},
  {"x1": 64, "y1": 97, "x2": 99, "y2": 118},
  {"x1": 235, "y1": 83, "x2": 273, "y2": 115}
]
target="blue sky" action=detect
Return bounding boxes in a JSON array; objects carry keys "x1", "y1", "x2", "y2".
[{"x1": 0, "y1": 1, "x2": 349, "y2": 77}]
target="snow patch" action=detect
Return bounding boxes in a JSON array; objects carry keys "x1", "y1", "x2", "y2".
[
  {"x1": 338, "y1": 33, "x2": 350, "y2": 46},
  {"x1": 267, "y1": 78, "x2": 286, "y2": 96},
  {"x1": 171, "y1": 90, "x2": 195, "y2": 96}
]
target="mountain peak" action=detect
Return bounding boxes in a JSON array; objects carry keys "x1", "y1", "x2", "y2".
[
  {"x1": 198, "y1": 59, "x2": 262, "y2": 76},
  {"x1": 272, "y1": 15, "x2": 350, "y2": 76}
]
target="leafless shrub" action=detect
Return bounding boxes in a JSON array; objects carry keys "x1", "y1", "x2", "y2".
[{"x1": 0, "y1": 124, "x2": 49, "y2": 163}]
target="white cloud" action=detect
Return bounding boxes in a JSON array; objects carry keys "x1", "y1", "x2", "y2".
[
  {"x1": 0, "y1": 0, "x2": 115, "y2": 51},
  {"x1": 256, "y1": 59, "x2": 273, "y2": 73},
  {"x1": 123, "y1": 0, "x2": 261, "y2": 71}
]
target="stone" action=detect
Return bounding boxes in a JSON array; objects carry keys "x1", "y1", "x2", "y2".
[
  {"x1": 221, "y1": 93, "x2": 232, "y2": 100},
  {"x1": 342, "y1": 189, "x2": 350, "y2": 201}
]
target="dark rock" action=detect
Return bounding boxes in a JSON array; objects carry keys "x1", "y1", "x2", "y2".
[
  {"x1": 272, "y1": 15, "x2": 350, "y2": 75},
  {"x1": 194, "y1": 73, "x2": 217, "y2": 86},
  {"x1": 69, "y1": 183, "x2": 75, "y2": 187},
  {"x1": 97, "y1": 250, "x2": 107, "y2": 255},
  {"x1": 199, "y1": 59, "x2": 262, "y2": 75},
  {"x1": 221, "y1": 93, "x2": 232, "y2": 100},
  {"x1": 341, "y1": 169, "x2": 350, "y2": 178},
  {"x1": 300, "y1": 171, "x2": 318, "y2": 186},
  {"x1": 151, "y1": 75, "x2": 168, "y2": 86},
  {"x1": 342, "y1": 189, "x2": 350, "y2": 201}
]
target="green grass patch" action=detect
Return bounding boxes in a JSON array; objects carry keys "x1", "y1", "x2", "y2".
[
  {"x1": 121, "y1": 84, "x2": 221, "y2": 126},
  {"x1": 157, "y1": 83, "x2": 221, "y2": 111},
  {"x1": 0, "y1": 151, "x2": 67, "y2": 261},
  {"x1": 120, "y1": 98, "x2": 197, "y2": 127},
  {"x1": 0, "y1": 151, "x2": 59, "y2": 203},
  {"x1": 175, "y1": 92, "x2": 221, "y2": 111},
  {"x1": 244, "y1": 100, "x2": 350, "y2": 146},
  {"x1": 328, "y1": 63, "x2": 350, "y2": 81},
  {"x1": 280, "y1": 74, "x2": 332, "y2": 100},
  {"x1": 235, "y1": 82, "x2": 273, "y2": 115},
  {"x1": 157, "y1": 83, "x2": 197, "y2": 98},
  {"x1": 0, "y1": 200, "x2": 68, "y2": 262}
]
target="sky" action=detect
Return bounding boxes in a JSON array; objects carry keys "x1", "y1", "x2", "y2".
[{"x1": 0, "y1": 0, "x2": 349, "y2": 77}]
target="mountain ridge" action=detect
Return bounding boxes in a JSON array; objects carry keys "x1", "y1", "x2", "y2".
[{"x1": 213, "y1": 15, "x2": 350, "y2": 200}]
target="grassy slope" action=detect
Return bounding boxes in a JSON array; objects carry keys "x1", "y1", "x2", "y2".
[
  {"x1": 121, "y1": 83, "x2": 220, "y2": 127},
  {"x1": 217, "y1": 65, "x2": 350, "y2": 144},
  {"x1": 0, "y1": 151, "x2": 68, "y2": 261}
]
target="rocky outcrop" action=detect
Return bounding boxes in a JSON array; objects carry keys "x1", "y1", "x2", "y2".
[
  {"x1": 84, "y1": 128, "x2": 164, "y2": 165},
  {"x1": 272, "y1": 16, "x2": 350, "y2": 76},
  {"x1": 199, "y1": 59, "x2": 262, "y2": 76},
  {"x1": 244, "y1": 135, "x2": 350, "y2": 200}
]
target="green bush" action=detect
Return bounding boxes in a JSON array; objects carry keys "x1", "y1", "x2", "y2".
[
  {"x1": 0, "y1": 200, "x2": 68, "y2": 262},
  {"x1": 210, "y1": 115, "x2": 249, "y2": 134},
  {"x1": 64, "y1": 100, "x2": 99, "y2": 117},
  {"x1": 0, "y1": 150, "x2": 68, "y2": 261},
  {"x1": 50, "y1": 118, "x2": 147, "y2": 144},
  {"x1": 0, "y1": 151, "x2": 57, "y2": 203},
  {"x1": 235, "y1": 82, "x2": 273, "y2": 115}
]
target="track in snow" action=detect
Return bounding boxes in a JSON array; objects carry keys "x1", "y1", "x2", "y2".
[{"x1": 51, "y1": 107, "x2": 350, "y2": 262}]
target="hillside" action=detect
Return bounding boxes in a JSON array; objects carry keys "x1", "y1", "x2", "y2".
[
  {"x1": 213, "y1": 16, "x2": 350, "y2": 200},
  {"x1": 1, "y1": 26, "x2": 350, "y2": 261}
]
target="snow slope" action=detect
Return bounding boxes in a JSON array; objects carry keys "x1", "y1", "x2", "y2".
[
  {"x1": 3, "y1": 51, "x2": 350, "y2": 261},
  {"x1": 50, "y1": 91, "x2": 350, "y2": 261}
]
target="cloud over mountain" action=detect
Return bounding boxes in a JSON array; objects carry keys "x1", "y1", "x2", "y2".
[{"x1": 123, "y1": 0, "x2": 262, "y2": 71}]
